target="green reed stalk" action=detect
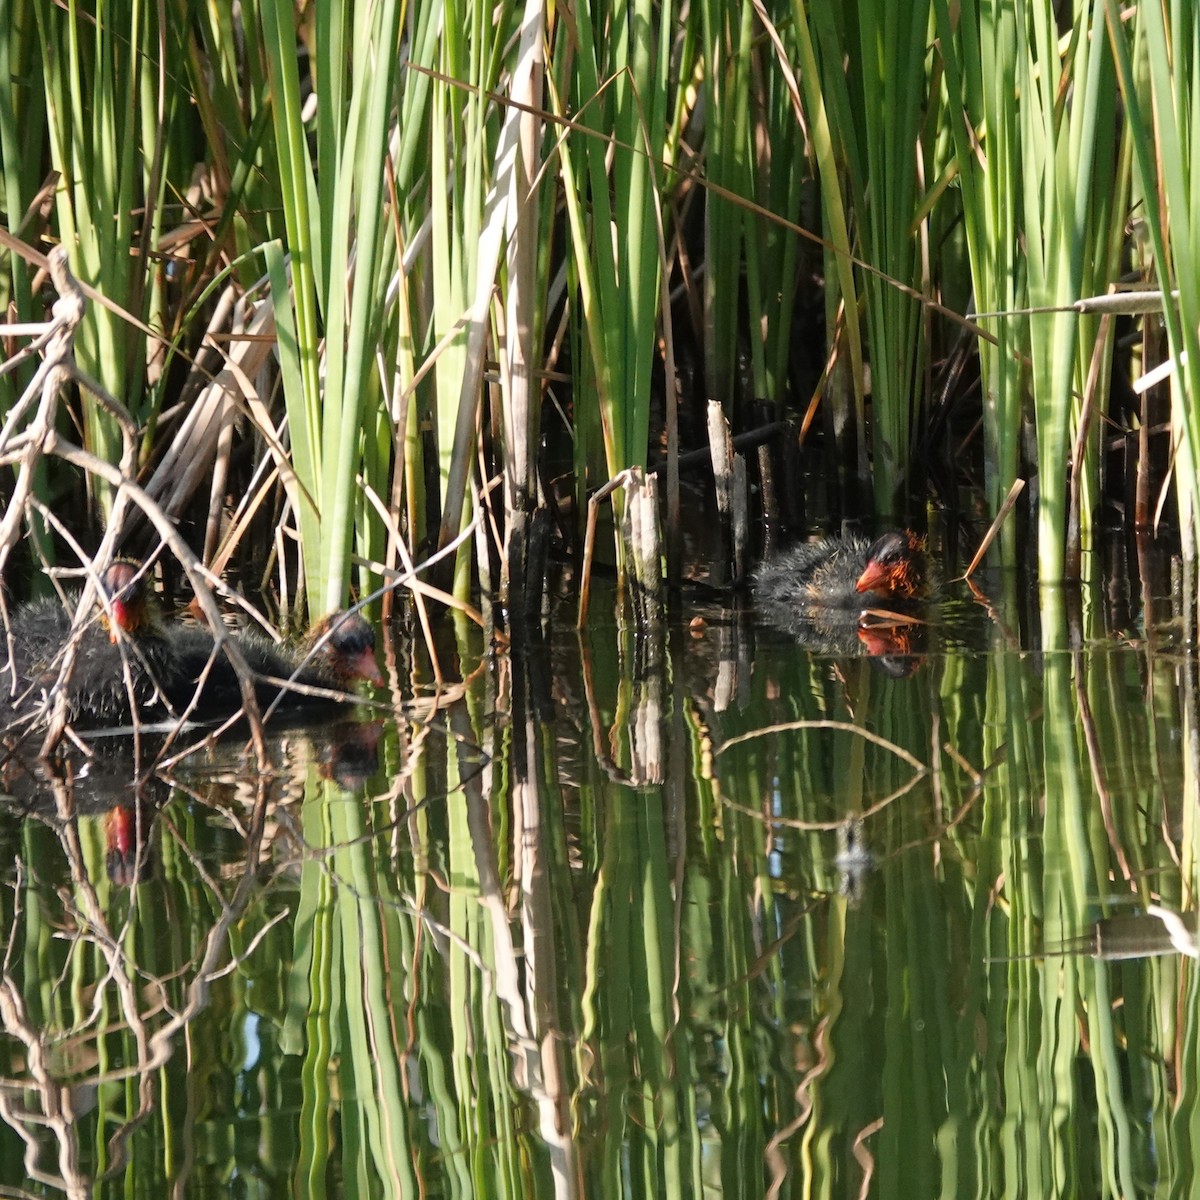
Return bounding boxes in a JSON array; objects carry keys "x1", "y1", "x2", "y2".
[
  {"x1": 933, "y1": 0, "x2": 1025, "y2": 539},
  {"x1": 425, "y1": 3, "x2": 487, "y2": 594},
  {"x1": 0, "y1": 0, "x2": 44, "y2": 338},
  {"x1": 0, "y1": 1, "x2": 52, "y2": 562},
  {"x1": 1106, "y1": 0, "x2": 1200, "y2": 564},
  {"x1": 316, "y1": 3, "x2": 405, "y2": 613},
  {"x1": 747, "y1": 53, "x2": 807, "y2": 410},
  {"x1": 787, "y1": 1, "x2": 868, "y2": 471},
  {"x1": 1017, "y1": 1, "x2": 1120, "y2": 582},
  {"x1": 554, "y1": 0, "x2": 676, "y2": 493},
  {"x1": 698, "y1": 5, "x2": 806, "y2": 413},
  {"x1": 256, "y1": 0, "x2": 323, "y2": 603},
  {"x1": 259, "y1": 0, "x2": 404, "y2": 614},
  {"x1": 807, "y1": 0, "x2": 935, "y2": 511},
  {"x1": 696, "y1": 1, "x2": 753, "y2": 408},
  {"x1": 34, "y1": 0, "x2": 188, "y2": 499}
]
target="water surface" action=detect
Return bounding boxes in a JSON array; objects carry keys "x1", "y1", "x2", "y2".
[{"x1": 0, "y1": 552, "x2": 1194, "y2": 1198}]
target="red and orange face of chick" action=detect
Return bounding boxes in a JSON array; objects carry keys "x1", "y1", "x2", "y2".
[
  {"x1": 854, "y1": 531, "x2": 929, "y2": 601},
  {"x1": 99, "y1": 560, "x2": 151, "y2": 642},
  {"x1": 312, "y1": 611, "x2": 384, "y2": 686}
]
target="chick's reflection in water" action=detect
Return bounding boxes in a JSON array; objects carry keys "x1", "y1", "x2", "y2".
[
  {"x1": 104, "y1": 804, "x2": 155, "y2": 887},
  {"x1": 855, "y1": 619, "x2": 928, "y2": 678},
  {"x1": 754, "y1": 599, "x2": 928, "y2": 677},
  {"x1": 315, "y1": 720, "x2": 385, "y2": 792}
]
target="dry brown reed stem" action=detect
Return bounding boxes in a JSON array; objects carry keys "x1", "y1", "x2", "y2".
[
  {"x1": 138, "y1": 286, "x2": 279, "y2": 560},
  {"x1": 959, "y1": 477, "x2": 1026, "y2": 581},
  {"x1": 707, "y1": 398, "x2": 734, "y2": 518},
  {"x1": 579, "y1": 465, "x2": 666, "y2": 629},
  {"x1": 732, "y1": 454, "x2": 749, "y2": 582},
  {"x1": 704, "y1": 399, "x2": 749, "y2": 580}
]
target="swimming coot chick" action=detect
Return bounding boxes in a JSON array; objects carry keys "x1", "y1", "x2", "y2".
[
  {"x1": 163, "y1": 609, "x2": 383, "y2": 719},
  {"x1": 1, "y1": 560, "x2": 173, "y2": 732},
  {"x1": 2, "y1": 567, "x2": 382, "y2": 732},
  {"x1": 754, "y1": 530, "x2": 931, "y2": 613}
]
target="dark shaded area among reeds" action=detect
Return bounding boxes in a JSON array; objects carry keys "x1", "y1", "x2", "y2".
[{"x1": 0, "y1": 0, "x2": 1197, "y2": 637}]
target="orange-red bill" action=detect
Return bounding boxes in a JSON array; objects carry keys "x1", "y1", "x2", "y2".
[{"x1": 855, "y1": 562, "x2": 888, "y2": 594}]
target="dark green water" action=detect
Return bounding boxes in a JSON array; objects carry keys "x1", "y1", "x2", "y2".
[{"x1": 0, "y1": 553, "x2": 1195, "y2": 1198}]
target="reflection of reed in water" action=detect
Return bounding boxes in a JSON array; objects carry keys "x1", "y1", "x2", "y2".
[
  {"x1": 0, "y1": 735, "x2": 167, "y2": 889},
  {"x1": 0, "y1": 751, "x2": 275, "y2": 1195},
  {"x1": 835, "y1": 817, "x2": 874, "y2": 904},
  {"x1": 0, "y1": 733, "x2": 170, "y2": 815},
  {"x1": 0, "y1": 714, "x2": 385, "y2": 897}
]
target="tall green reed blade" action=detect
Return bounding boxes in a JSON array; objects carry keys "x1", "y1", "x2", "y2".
[
  {"x1": 747, "y1": 42, "x2": 807, "y2": 411},
  {"x1": 426, "y1": 0, "x2": 490, "y2": 594},
  {"x1": 0, "y1": 0, "x2": 45, "y2": 340},
  {"x1": 314, "y1": 1, "x2": 404, "y2": 614},
  {"x1": 181, "y1": 5, "x2": 295, "y2": 297},
  {"x1": 555, "y1": 0, "x2": 677, "y2": 496},
  {"x1": 699, "y1": 4, "x2": 806, "y2": 413},
  {"x1": 258, "y1": 0, "x2": 404, "y2": 614},
  {"x1": 35, "y1": 0, "x2": 195, "y2": 504},
  {"x1": 933, "y1": 0, "x2": 1025, "y2": 541},
  {"x1": 258, "y1": 0, "x2": 324, "y2": 604},
  {"x1": 1017, "y1": 0, "x2": 1120, "y2": 583},
  {"x1": 1107, "y1": 0, "x2": 1200, "y2": 898},
  {"x1": 0, "y1": 0, "x2": 52, "y2": 561},
  {"x1": 808, "y1": 0, "x2": 935, "y2": 511},
  {"x1": 1105, "y1": 0, "x2": 1200, "y2": 566},
  {"x1": 786, "y1": 0, "x2": 868, "y2": 476},
  {"x1": 696, "y1": 1, "x2": 753, "y2": 408},
  {"x1": 373, "y1": 1, "x2": 440, "y2": 588}
]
